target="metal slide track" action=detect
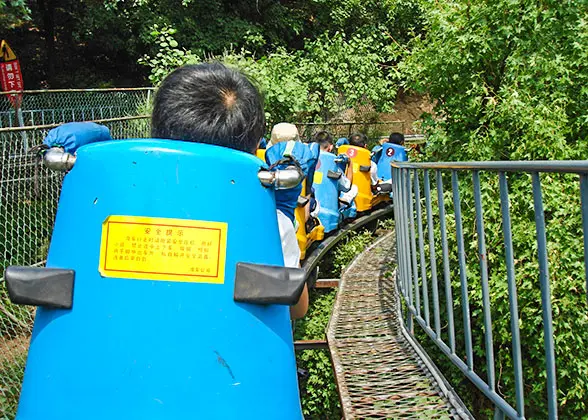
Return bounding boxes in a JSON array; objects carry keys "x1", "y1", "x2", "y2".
[
  {"x1": 327, "y1": 230, "x2": 468, "y2": 419},
  {"x1": 302, "y1": 205, "x2": 395, "y2": 278}
]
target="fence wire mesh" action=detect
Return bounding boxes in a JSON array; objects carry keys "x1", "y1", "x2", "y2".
[
  {"x1": 0, "y1": 115, "x2": 150, "y2": 419},
  {"x1": 0, "y1": 90, "x2": 417, "y2": 419},
  {"x1": 0, "y1": 88, "x2": 154, "y2": 128},
  {"x1": 296, "y1": 121, "x2": 406, "y2": 143}
]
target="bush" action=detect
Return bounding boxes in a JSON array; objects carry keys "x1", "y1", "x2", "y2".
[
  {"x1": 294, "y1": 289, "x2": 340, "y2": 419},
  {"x1": 402, "y1": 1, "x2": 588, "y2": 416},
  {"x1": 140, "y1": 29, "x2": 399, "y2": 124}
]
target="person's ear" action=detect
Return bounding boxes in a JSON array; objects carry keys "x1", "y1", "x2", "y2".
[{"x1": 328, "y1": 144, "x2": 333, "y2": 152}]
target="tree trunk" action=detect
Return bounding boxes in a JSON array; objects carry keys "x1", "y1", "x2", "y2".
[{"x1": 37, "y1": 0, "x2": 56, "y2": 87}]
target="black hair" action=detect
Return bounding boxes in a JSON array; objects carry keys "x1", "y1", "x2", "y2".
[
  {"x1": 388, "y1": 132, "x2": 405, "y2": 146},
  {"x1": 151, "y1": 62, "x2": 265, "y2": 154},
  {"x1": 313, "y1": 131, "x2": 333, "y2": 150},
  {"x1": 349, "y1": 132, "x2": 367, "y2": 148}
]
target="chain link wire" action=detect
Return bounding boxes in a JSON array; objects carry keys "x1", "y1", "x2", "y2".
[
  {"x1": 0, "y1": 88, "x2": 154, "y2": 128},
  {"x1": 296, "y1": 121, "x2": 406, "y2": 143},
  {"x1": 0, "y1": 109, "x2": 151, "y2": 418},
  {"x1": 0, "y1": 89, "x2": 410, "y2": 418}
]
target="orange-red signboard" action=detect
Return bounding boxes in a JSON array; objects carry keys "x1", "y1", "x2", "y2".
[{"x1": 0, "y1": 40, "x2": 23, "y2": 108}]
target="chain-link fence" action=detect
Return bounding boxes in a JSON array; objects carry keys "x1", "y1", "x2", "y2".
[
  {"x1": 0, "y1": 88, "x2": 154, "y2": 128},
  {"x1": 0, "y1": 89, "x2": 422, "y2": 418},
  {"x1": 296, "y1": 121, "x2": 406, "y2": 143},
  {"x1": 0, "y1": 116, "x2": 150, "y2": 419}
]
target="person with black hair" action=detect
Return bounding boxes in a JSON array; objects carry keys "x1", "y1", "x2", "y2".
[
  {"x1": 388, "y1": 132, "x2": 405, "y2": 146},
  {"x1": 313, "y1": 130, "x2": 353, "y2": 183},
  {"x1": 151, "y1": 63, "x2": 265, "y2": 153},
  {"x1": 42, "y1": 62, "x2": 308, "y2": 319},
  {"x1": 313, "y1": 130, "x2": 334, "y2": 152}
]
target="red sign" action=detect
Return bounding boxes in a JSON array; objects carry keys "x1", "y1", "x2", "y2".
[
  {"x1": 0, "y1": 40, "x2": 23, "y2": 108},
  {"x1": 346, "y1": 147, "x2": 357, "y2": 158},
  {"x1": 385, "y1": 147, "x2": 395, "y2": 157}
]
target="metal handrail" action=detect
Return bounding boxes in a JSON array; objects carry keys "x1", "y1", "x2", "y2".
[
  {"x1": 0, "y1": 115, "x2": 150, "y2": 133},
  {"x1": 393, "y1": 160, "x2": 588, "y2": 173},
  {"x1": 0, "y1": 87, "x2": 155, "y2": 95},
  {"x1": 390, "y1": 161, "x2": 587, "y2": 419}
]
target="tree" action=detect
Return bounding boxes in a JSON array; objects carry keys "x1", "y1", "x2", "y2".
[
  {"x1": 1, "y1": 0, "x2": 424, "y2": 88},
  {"x1": 403, "y1": 0, "x2": 588, "y2": 416},
  {"x1": 0, "y1": 0, "x2": 30, "y2": 29}
]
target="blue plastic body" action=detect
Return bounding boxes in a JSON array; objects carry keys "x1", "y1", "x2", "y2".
[
  {"x1": 306, "y1": 142, "x2": 320, "y2": 195},
  {"x1": 265, "y1": 141, "x2": 316, "y2": 222},
  {"x1": 341, "y1": 199, "x2": 357, "y2": 220},
  {"x1": 43, "y1": 122, "x2": 112, "y2": 153},
  {"x1": 376, "y1": 143, "x2": 408, "y2": 181},
  {"x1": 17, "y1": 140, "x2": 302, "y2": 420},
  {"x1": 314, "y1": 151, "x2": 340, "y2": 233},
  {"x1": 335, "y1": 137, "x2": 349, "y2": 149},
  {"x1": 314, "y1": 151, "x2": 355, "y2": 233}
]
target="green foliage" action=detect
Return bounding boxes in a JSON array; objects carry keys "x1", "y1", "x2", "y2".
[
  {"x1": 402, "y1": 1, "x2": 588, "y2": 416},
  {"x1": 1, "y1": 0, "x2": 423, "y2": 90},
  {"x1": 0, "y1": 0, "x2": 29, "y2": 29},
  {"x1": 138, "y1": 25, "x2": 197, "y2": 85},
  {"x1": 141, "y1": 29, "x2": 400, "y2": 123},
  {"x1": 403, "y1": 0, "x2": 588, "y2": 162},
  {"x1": 330, "y1": 229, "x2": 375, "y2": 276},
  {"x1": 294, "y1": 289, "x2": 340, "y2": 419},
  {"x1": 301, "y1": 32, "x2": 399, "y2": 120}
]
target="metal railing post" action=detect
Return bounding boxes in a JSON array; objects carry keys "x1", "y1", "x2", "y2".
[
  {"x1": 436, "y1": 170, "x2": 456, "y2": 353},
  {"x1": 414, "y1": 169, "x2": 430, "y2": 326},
  {"x1": 472, "y1": 171, "x2": 496, "y2": 391},
  {"x1": 531, "y1": 173, "x2": 558, "y2": 420},
  {"x1": 424, "y1": 170, "x2": 441, "y2": 338},
  {"x1": 451, "y1": 170, "x2": 474, "y2": 371}
]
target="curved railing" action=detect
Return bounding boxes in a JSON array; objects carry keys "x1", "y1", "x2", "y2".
[{"x1": 391, "y1": 160, "x2": 588, "y2": 420}]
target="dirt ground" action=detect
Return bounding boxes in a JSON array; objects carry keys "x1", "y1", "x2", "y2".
[
  {"x1": 381, "y1": 92, "x2": 435, "y2": 134},
  {"x1": 337, "y1": 92, "x2": 434, "y2": 135},
  {"x1": 0, "y1": 335, "x2": 29, "y2": 365}
]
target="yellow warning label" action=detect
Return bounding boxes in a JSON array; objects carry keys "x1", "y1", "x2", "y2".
[
  {"x1": 99, "y1": 215, "x2": 227, "y2": 283},
  {"x1": 352, "y1": 163, "x2": 360, "y2": 173},
  {"x1": 313, "y1": 171, "x2": 323, "y2": 185}
]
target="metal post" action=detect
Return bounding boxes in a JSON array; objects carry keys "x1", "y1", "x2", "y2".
[
  {"x1": 499, "y1": 172, "x2": 525, "y2": 418},
  {"x1": 424, "y1": 170, "x2": 441, "y2": 338},
  {"x1": 414, "y1": 169, "x2": 430, "y2": 326},
  {"x1": 451, "y1": 170, "x2": 474, "y2": 371},
  {"x1": 436, "y1": 170, "x2": 456, "y2": 353},
  {"x1": 16, "y1": 106, "x2": 29, "y2": 151},
  {"x1": 472, "y1": 171, "x2": 495, "y2": 391},
  {"x1": 408, "y1": 170, "x2": 421, "y2": 316},
  {"x1": 579, "y1": 174, "x2": 588, "y2": 300},
  {"x1": 531, "y1": 172, "x2": 558, "y2": 420}
]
